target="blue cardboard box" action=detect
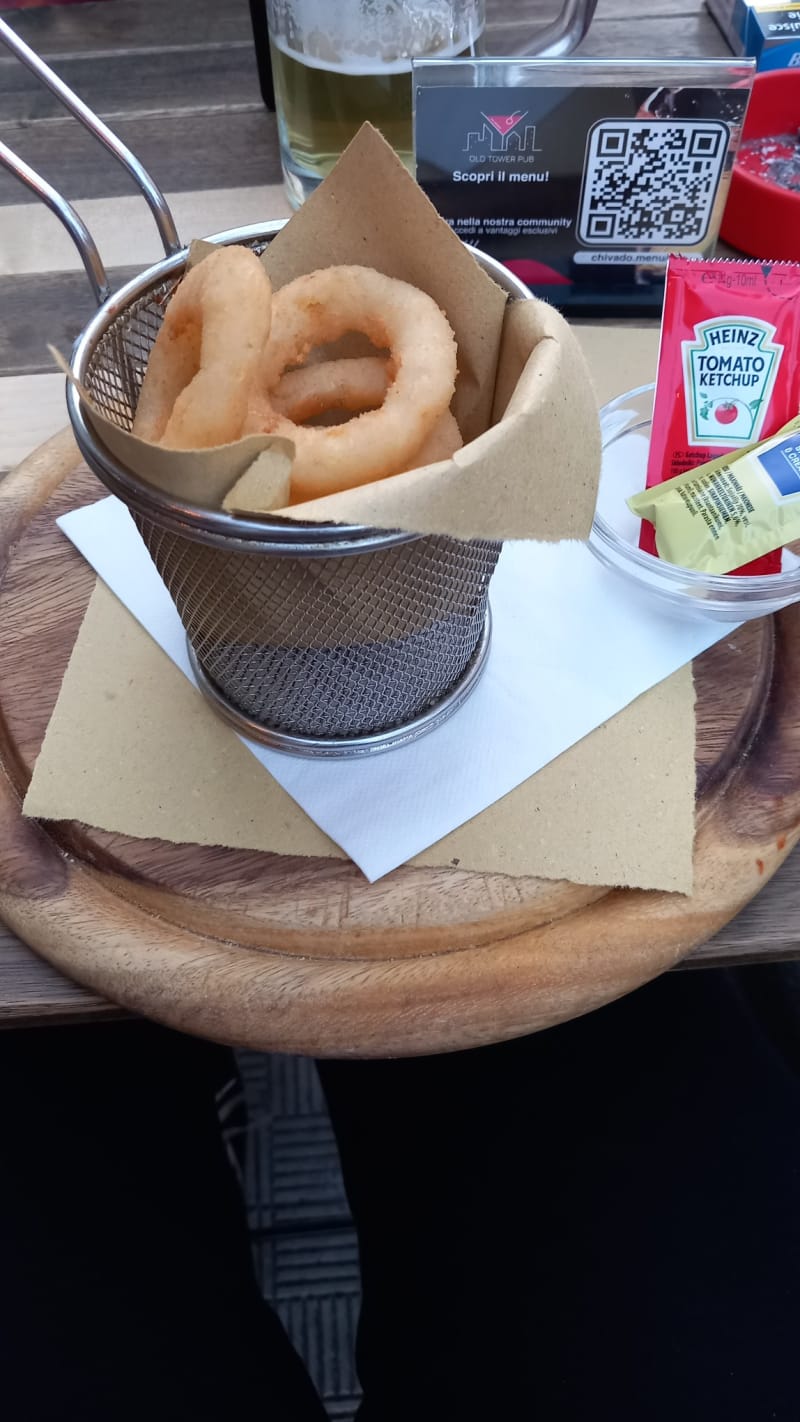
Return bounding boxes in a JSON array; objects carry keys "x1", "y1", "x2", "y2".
[{"x1": 707, "y1": 0, "x2": 800, "y2": 69}]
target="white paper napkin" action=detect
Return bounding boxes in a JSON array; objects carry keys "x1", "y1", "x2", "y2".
[{"x1": 58, "y1": 498, "x2": 729, "y2": 880}]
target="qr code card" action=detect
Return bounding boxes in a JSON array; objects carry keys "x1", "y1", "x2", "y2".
[{"x1": 577, "y1": 119, "x2": 728, "y2": 247}]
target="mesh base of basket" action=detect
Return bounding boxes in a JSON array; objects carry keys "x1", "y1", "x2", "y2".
[{"x1": 137, "y1": 516, "x2": 500, "y2": 739}]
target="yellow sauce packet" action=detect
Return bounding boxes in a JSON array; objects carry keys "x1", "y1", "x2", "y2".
[{"x1": 627, "y1": 415, "x2": 800, "y2": 575}]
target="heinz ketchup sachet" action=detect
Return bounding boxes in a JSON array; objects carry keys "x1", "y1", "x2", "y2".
[{"x1": 641, "y1": 256, "x2": 800, "y2": 575}]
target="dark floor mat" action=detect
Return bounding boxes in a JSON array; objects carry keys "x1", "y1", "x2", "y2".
[{"x1": 235, "y1": 1051, "x2": 361, "y2": 1421}]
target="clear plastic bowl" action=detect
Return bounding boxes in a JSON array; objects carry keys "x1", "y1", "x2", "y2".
[{"x1": 589, "y1": 384, "x2": 800, "y2": 623}]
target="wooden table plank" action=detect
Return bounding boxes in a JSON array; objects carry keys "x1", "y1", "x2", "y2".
[
  {"x1": 0, "y1": 266, "x2": 140, "y2": 377},
  {"x1": 576, "y1": 12, "x2": 727, "y2": 55},
  {"x1": 0, "y1": 109, "x2": 282, "y2": 208},
  {"x1": 0, "y1": 924, "x2": 119, "y2": 1025},
  {"x1": 598, "y1": 0, "x2": 722, "y2": 16},
  {"x1": 0, "y1": 41, "x2": 262, "y2": 125},
  {"x1": 690, "y1": 849, "x2": 800, "y2": 966},
  {"x1": 5, "y1": 0, "x2": 254, "y2": 55},
  {"x1": 0, "y1": 184, "x2": 289, "y2": 281},
  {"x1": 0, "y1": 375, "x2": 66, "y2": 473}
]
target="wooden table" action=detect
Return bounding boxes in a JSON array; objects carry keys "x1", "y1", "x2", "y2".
[{"x1": 2, "y1": 0, "x2": 798, "y2": 1029}]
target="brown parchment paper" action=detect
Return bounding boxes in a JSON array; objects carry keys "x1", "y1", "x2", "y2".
[
  {"x1": 25, "y1": 328, "x2": 695, "y2": 892},
  {"x1": 77, "y1": 124, "x2": 601, "y2": 541},
  {"x1": 24, "y1": 581, "x2": 694, "y2": 892}
]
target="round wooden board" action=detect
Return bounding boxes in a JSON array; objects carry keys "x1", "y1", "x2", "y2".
[{"x1": 1, "y1": 432, "x2": 800, "y2": 1056}]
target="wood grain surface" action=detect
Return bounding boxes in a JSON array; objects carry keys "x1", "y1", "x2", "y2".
[{"x1": 0, "y1": 433, "x2": 798, "y2": 1054}]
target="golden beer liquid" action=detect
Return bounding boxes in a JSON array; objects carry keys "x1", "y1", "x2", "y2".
[{"x1": 270, "y1": 30, "x2": 482, "y2": 203}]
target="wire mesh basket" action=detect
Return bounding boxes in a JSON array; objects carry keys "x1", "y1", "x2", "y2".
[
  {"x1": 137, "y1": 516, "x2": 499, "y2": 743},
  {"x1": 0, "y1": 22, "x2": 530, "y2": 756},
  {"x1": 69, "y1": 231, "x2": 523, "y2": 755}
]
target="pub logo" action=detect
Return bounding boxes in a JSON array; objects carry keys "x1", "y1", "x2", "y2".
[{"x1": 463, "y1": 111, "x2": 538, "y2": 155}]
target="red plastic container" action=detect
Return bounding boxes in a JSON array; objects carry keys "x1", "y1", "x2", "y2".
[{"x1": 721, "y1": 69, "x2": 800, "y2": 261}]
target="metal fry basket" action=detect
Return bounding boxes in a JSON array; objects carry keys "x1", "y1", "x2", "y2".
[{"x1": 1, "y1": 20, "x2": 530, "y2": 758}]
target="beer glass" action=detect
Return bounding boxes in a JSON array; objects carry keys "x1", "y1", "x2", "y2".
[{"x1": 266, "y1": 0, "x2": 486, "y2": 206}]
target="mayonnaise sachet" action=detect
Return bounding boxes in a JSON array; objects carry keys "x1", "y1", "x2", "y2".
[{"x1": 628, "y1": 416, "x2": 800, "y2": 575}]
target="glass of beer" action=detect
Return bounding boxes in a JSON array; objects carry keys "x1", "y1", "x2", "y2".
[{"x1": 266, "y1": 0, "x2": 485, "y2": 207}]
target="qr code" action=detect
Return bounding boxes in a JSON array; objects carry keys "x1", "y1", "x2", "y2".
[{"x1": 577, "y1": 120, "x2": 728, "y2": 247}]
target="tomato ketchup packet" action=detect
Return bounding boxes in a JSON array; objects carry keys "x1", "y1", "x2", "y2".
[{"x1": 641, "y1": 256, "x2": 800, "y2": 575}]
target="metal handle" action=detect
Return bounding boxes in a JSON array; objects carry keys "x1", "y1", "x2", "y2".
[
  {"x1": 0, "y1": 139, "x2": 111, "y2": 304},
  {"x1": 490, "y1": 0, "x2": 599, "y2": 59},
  {"x1": 0, "y1": 16, "x2": 181, "y2": 305}
]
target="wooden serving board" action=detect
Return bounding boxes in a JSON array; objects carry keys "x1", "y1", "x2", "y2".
[{"x1": 1, "y1": 432, "x2": 799, "y2": 1056}]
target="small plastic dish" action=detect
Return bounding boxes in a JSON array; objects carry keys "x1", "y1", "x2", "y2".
[
  {"x1": 589, "y1": 383, "x2": 800, "y2": 623},
  {"x1": 721, "y1": 68, "x2": 800, "y2": 262}
]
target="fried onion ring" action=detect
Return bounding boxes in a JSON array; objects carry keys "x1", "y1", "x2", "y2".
[
  {"x1": 133, "y1": 245, "x2": 271, "y2": 449},
  {"x1": 296, "y1": 412, "x2": 463, "y2": 500},
  {"x1": 245, "y1": 266, "x2": 457, "y2": 500},
  {"x1": 403, "y1": 410, "x2": 463, "y2": 471},
  {"x1": 271, "y1": 355, "x2": 391, "y2": 423}
]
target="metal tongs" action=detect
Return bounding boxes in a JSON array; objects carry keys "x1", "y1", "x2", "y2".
[{"x1": 0, "y1": 17, "x2": 181, "y2": 307}]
